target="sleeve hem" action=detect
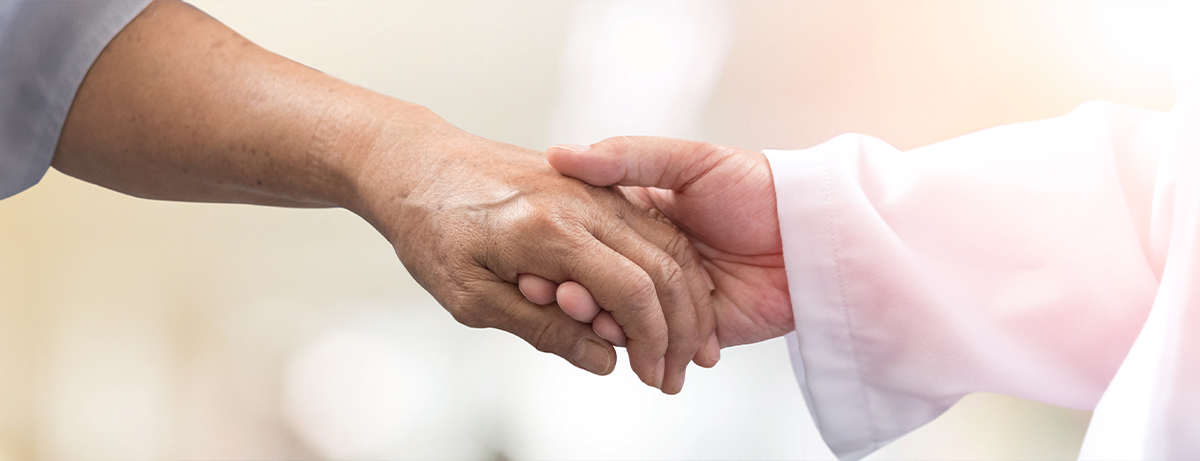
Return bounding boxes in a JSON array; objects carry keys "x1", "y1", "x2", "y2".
[
  {"x1": 0, "y1": 0, "x2": 152, "y2": 200},
  {"x1": 766, "y1": 137, "x2": 891, "y2": 460}
]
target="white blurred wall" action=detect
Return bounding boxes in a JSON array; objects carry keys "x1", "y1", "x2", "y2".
[{"x1": 0, "y1": 1, "x2": 1175, "y2": 460}]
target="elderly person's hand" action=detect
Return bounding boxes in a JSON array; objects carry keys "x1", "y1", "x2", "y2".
[
  {"x1": 50, "y1": 0, "x2": 717, "y2": 393},
  {"x1": 521, "y1": 138, "x2": 793, "y2": 351},
  {"x1": 350, "y1": 126, "x2": 720, "y2": 393}
]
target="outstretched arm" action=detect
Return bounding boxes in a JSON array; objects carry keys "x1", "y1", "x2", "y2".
[{"x1": 51, "y1": 0, "x2": 719, "y2": 393}]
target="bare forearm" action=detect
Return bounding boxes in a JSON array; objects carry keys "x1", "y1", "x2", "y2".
[
  {"x1": 52, "y1": 0, "x2": 434, "y2": 210},
  {"x1": 50, "y1": 0, "x2": 717, "y2": 390}
]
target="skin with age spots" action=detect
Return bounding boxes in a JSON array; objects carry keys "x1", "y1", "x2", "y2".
[{"x1": 50, "y1": 0, "x2": 719, "y2": 394}]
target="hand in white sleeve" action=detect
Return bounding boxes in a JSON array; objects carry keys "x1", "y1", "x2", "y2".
[{"x1": 525, "y1": 101, "x2": 1164, "y2": 460}]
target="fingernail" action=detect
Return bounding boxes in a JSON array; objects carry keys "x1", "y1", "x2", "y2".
[
  {"x1": 549, "y1": 143, "x2": 591, "y2": 153},
  {"x1": 707, "y1": 333, "x2": 721, "y2": 363},
  {"x1": 668, "y1": 368, "x2": 687, "y2": 395},
  {"x1": 573, "y1": 339, "x2": 613, "y2": 375},
  {"x1": 702, "y1": 268, "x2": 715, "y2": 291},
  {"x1": 654, "y1": 357, "x2": 666, "y2": 389}
]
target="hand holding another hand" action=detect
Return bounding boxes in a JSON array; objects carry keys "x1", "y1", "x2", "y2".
[
  {"x1": 352, "y1": 125, "x2": 721, "y2": 394},
  {"x1": 520, "y1": 137, "x2": 793, "y2": 363},
  {"x1": 51, "y1": 0, "x2": 729, "y2": 395}
]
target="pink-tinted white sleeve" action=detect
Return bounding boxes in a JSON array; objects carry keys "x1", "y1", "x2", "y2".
[{"x1": 765, "y1": 101, "x2": 1164, "y2": 460}]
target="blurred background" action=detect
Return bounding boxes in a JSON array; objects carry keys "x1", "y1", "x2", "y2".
[{"x1": 0, "y1": 1, "x2": 1176, "y2": 459}]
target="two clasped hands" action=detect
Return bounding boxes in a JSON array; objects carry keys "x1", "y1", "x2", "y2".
[
  {"x1": 52, "y1": 0, "x2": 792, "y2": 395},
  {"x1": 403, "y1": 135, "x2": 794, "y2": 395}
]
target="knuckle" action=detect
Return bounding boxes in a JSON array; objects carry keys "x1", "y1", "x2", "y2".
[
  {"x1": 621, "y1": 274, "x2": 659, "y2": 316},
  {"x1": 653, "y1": 252, "x2": 686, "y2": 288},
  {"x1": 530, "y1": 315, "x2": 567, "y2": 354},
  {"x1": 645, "y1": 207, "x2": 672, "y2": 226},
  {"x1": 447, "y1": 303, "x2": 487, "y2": 329},
  {"x1": 518, "y1": 201, "x2": 583, "y2": 239},
  {"x1": 530, "y1": 320, "x2": 554, "y2": 353},
  {"x1": 545, "y1": 210, "x2": 585, "y2": 237},
  {"x1": 663, "y1": 232, "x2": 694, "y2": 263},
  {"x1": 609, "y1": 135, "x2": 642, "y2": 153},
  {"x1": 499, "y1": 202, "x2": 541, "y2": 234},
  {"x1": 443, "y1": 286, "x2": 493, "y2": 329},
  {"x1": 596, "y1": 136, "x2": 626, "y2": 152}
]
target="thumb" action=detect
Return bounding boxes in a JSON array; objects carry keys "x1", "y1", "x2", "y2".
[{"x1": 547, "y1": 137, "x2": 727, "y2": 191}]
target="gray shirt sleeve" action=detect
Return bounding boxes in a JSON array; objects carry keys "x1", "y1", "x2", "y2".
[{"x1": 0, "y1": 0, "x2": 151, "y2": 200}]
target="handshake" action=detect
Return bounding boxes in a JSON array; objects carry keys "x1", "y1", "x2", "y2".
[{"x1": 354, "y1": 131, "x2": 794, "y2": 395}]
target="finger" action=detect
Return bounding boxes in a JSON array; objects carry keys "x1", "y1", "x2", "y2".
[
  {"x1": 483, "y1": 281, "x2": 617, "y2": 376},
  {"x1": 608, "y1": 186, "x2": 718, "y2": 367},
  {"x1": 557, "y1": 281, "x2": 601, "y2": 323},
  {"x1": 592, "y1": 311, "x2": 627, "y2": 347},
  {"x1": 705, "y1": 332, "x2": 720, "y2": 363},
  {"x1": 518, "y1": 273, "x2": 558, "y2": 306},
  {"x1": 504, "y1": 236, "x2": 668, "y2": 390},
  {"x1": 619, "y1": 203, "x2": 719, "y2": 369},
  {"x1": 547, "y1": 137, "x2": 729, "y2": 190},
  {"x1": 486, "y1": 205, "x2": 669, "y2": 389},
  {"x1": 550, "y1": 276, "x2": 717, "y2": 364},
  {"x1": 592, "y1": 218, "x2": 699, "y2": 395}
]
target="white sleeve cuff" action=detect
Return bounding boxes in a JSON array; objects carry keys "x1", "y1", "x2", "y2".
[
  {"x1": 764, "y1": 102, "x2": 1163, "y2": 460},
  {"x1": 766, "y1": 136, "x2": 930, "y2": 461}
]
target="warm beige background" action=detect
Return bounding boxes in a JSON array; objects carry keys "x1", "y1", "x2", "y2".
[{"x1": 0, "y1": 1, "x2": 1173, "y2": 459}]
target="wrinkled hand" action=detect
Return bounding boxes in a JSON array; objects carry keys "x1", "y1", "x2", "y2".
[
  {"x1": 521, "y1": 137, "x2": 792, "y2": 351},
  {"x1": 41, "y1": 0, "x2": 717, "y2": 394},
  {"x1": 352, "y1": 122, "x2": 719, "y2": 393}
]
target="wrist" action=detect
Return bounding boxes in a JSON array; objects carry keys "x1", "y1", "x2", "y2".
[{"x1": 335, "y1": 96, "x2": 461, "y2": 241}]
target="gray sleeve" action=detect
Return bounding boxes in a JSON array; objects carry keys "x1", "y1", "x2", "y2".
[{"x1": 0, "y1": 0, "x2": 151, "y2": 200}]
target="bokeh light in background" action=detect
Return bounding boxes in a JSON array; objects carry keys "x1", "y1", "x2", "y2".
[
  {"x1": 1101, "y1": 2, "x2": 1173, "y2": 72},
  {"x1": 282, "y1": 330, "x2": 431, "y2": 459},
  {"x1": 548, "y1": 1, "x2": 731, "y2": 142},
  {"x1": 279, "y1": 304, "x2": 494, "y2": 460},
  {"x1": 0, "y1": 1, "x2": 1179, "y2": 460}
]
